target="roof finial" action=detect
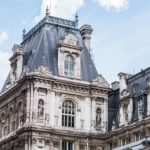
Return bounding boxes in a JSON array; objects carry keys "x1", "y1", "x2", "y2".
[
  {"x1": 23, "y1": 28, "x2": 26, "y2": 34},
  {"x1": 22, "y1": 28, "x2": 26, "y2": 41},
  {"x1": 75, "y1": 14, "x2": 79, "y2": 28},
  {"x1": 46, "y1": 6, "x2": 50, "y2": 16}
]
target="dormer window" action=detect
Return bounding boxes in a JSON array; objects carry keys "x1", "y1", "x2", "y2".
[
  {"x1": 64, "y1": 55, "x2": 75, "y2": 77},
  {"x1": 58, "y1": 34, "x2": 82, "y2": 79}
]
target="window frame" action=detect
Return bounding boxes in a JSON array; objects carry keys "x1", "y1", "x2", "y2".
[
  {"x1": 134, "y1": 132, "x2": 141, "y2": 142},
  {"x1": 64, "y1": 55, "x2": 75, "y2": 77},
  {"x1": 62, "y1": 100, "x2": 76, "y2": 128},
  {"x1": 62, "y1": 140, "x2": 74, "y2": 150}
]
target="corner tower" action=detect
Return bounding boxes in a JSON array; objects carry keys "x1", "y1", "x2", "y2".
[{"x1": 0, "y1": 9, "x2": 110, "y2": 150}]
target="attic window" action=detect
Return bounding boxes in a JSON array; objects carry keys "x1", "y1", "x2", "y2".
[{"x1": 64, "y1": 55, "x2": 75, "y2": 77}]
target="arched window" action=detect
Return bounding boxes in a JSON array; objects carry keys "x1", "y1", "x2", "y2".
[
  {"x1": 64, "y1": 55, "x2": 75, "y2": 77},
  {"x1": 62, "y1": 100, "x2": 75, "y2": 127},
  {"x1": 38, "y1": 99, "x2": 44, "y2": 117}
]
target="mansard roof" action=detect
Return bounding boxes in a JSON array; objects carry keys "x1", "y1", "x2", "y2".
[
  {"x1": 108, "y1": 67, "x2": 150, "y2": 131},
  {"x1": 1, "y1": 15, "x2": 98, "y2": 93},
  {"x1": 127, "y1": 67, "x2": 150, "y2": 97}
]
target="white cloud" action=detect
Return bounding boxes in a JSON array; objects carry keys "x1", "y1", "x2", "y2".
[
  {"x1": 0, "y1": 31, "x2": 8, "y2": 45},
  {"x1": 0, "y1": 50, "x2": 10, "y2": 90},
  {"x1": 95, "y1": 0, "x2": 129, "y2": 11},
  {"x1": 33, "y1": 0, "x2": 84, "y2": 24}
]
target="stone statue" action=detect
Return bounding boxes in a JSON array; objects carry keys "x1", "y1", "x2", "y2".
[
  {"x1": 38, "y1": 100, "x2": 44, "y2": 117},
  {"x1": 96, "y1": 108, "x2": 101, "y2": 127}
]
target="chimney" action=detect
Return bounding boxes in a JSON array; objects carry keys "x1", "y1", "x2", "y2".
[
  {"x1": 10, "y1": 44, "x2": 24, "y2": 83},
  {"x1": 118, "y1": 73, "x2": 131, "y2": 94},
  {"x1": 111, "y1": 81, "x2": 119, "y2": 91},
  {"x1": 80, "y1": 24, "x2": 93, "y2": 53}
]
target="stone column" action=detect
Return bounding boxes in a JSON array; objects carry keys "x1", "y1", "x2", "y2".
[
  {"x1": 54, "y1": 92, "x2": 60, "y2": 128},
  {"x1": 32, "y1": 86, "x2": 38, "y2": 123},
  {"x1": 76, "y1": 107, "x2": 81, "y2": 130},
  {"x1": 30, "y1": 83, "x2": 34, "y2": 124},
  {"x1": 128, "y1": 98, "x2": 133, "y2": 123},
  {"x1": 103, "y1": 98, "x2": 108, "y2": 132},
  {"x1": 49, "y1": 140, "x2": 53, "y2": 150},
  {"x1": 31, "y1": 138, "x2": 37, "y2": 150},
  {"x1": 75, "y1": 140, "x2": 80, "y2": 150},
  {"x1": 25, "y1": 88, "x2": 30, "y2": 124},
  {"x1": 45, "y1": 89, "x2": 51, "y2": 126},
  {"x1": 91, "y1": 98, "x2": 96, "y2": 131}
]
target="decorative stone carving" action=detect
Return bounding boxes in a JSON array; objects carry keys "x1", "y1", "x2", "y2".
[
  {"x1": 121, "y1": 89, "x2": 129, "y2": 98},
  {"x1": 45, "y1": 113, "x2": 50, "y2": 124},
  {"x1": 34, "y1": 65, "x2": 52, "y2": 77},
  {"x1": 37, "y1": 139, "x2": 45, "y2": 148},
  {"x1": 53, "y1": 141, "x2": 59, "y2": 147},
  {"x1": 80, "y1": 145, "x2": 86, "y2": 150},
  {"x1": 45, "y1": 139, "x2": 50, "y2": 145},
  {"x1": 32, "y1": 112, "x2": 37, "y2": 122},
  {"x1": 92, "y1": 75, "x2": 109, "y2": 87},
  {"x1": 55, "y1": 91, "x2": 62, "y2": 97},
  {"x1": 62, "y1": 34, "x2": 78, "y2": 46},
  {"x1": 32, "y1": 138, "x2": 37, "y2": 144},
  {"x1": 38, "y1": 88, "x2": 47, "y2": 95}
]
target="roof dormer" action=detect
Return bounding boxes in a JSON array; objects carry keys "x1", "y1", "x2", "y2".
[{"x1": 58, "y1": 34, "x2": 82, "y2": 79}]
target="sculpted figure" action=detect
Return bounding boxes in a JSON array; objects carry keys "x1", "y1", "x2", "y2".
[
  {"x1": 96, "y1": 108, "x2": 101, "y2": 127},
  {"x1": 38, "y1": 100, "x2": 44, "y2": 117}
]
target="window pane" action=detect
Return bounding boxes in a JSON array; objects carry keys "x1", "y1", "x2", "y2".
[
  {"x1": 64, "y1": 55, "x2": 74, "y2": 77},
  {"x1": 62, "y1": 141, "x2": 74, "y2": 150},
  {"x1": 62, "y1": 100, "x2": 75, "y2": 127}
]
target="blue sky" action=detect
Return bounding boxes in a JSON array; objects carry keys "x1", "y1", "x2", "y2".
[{"x1": 0, "y1": 0, "x2": 150, "y2": 89}]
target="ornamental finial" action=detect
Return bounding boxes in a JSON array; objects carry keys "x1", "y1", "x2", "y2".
[
  {"x1": 23, "y1": 28, "x2": 26, "y2": 34},
  {"x1": 75, "y1": 14, "x2": 78, "y2": 21},
  {"x1": 75, "y1": 14, "x2": 79, "y2": 28},
  {"x1": 22, "y1": 28, "x2": 26, "y2": 41},
  {"x1": 46, "y1": 6, "x2": 50, "y2": 16}
]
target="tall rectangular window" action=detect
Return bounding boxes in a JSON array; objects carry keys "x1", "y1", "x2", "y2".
[
  {"x1": 62, "y1": 100, "x2": 75, "y2": 128},
  {"x1": 134, "y1": 133, "x2": 141, "y2": 142},
  {"x1": 62, "y1": 141, "x2": 74, "y2": 150}
]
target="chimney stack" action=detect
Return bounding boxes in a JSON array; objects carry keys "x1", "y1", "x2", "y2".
[{"x1": 80, "y1": 24, "x2": 93, "y2": 53}]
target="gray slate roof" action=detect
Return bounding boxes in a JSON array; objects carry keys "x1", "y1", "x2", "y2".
[
  {"x1": 1, "y1": 15, "x2": 98, "y2": 93},
  {"x1": 108, "y1": 67, "x2": 150, "y2": 131}
]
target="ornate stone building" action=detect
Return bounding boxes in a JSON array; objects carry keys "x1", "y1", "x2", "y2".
[
  {"x1": 0, "y1": 9, "x2": 110, "y2": 150},
  {"x1": 1, "y1": 8, "x2": 150, "y2": 150}
]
